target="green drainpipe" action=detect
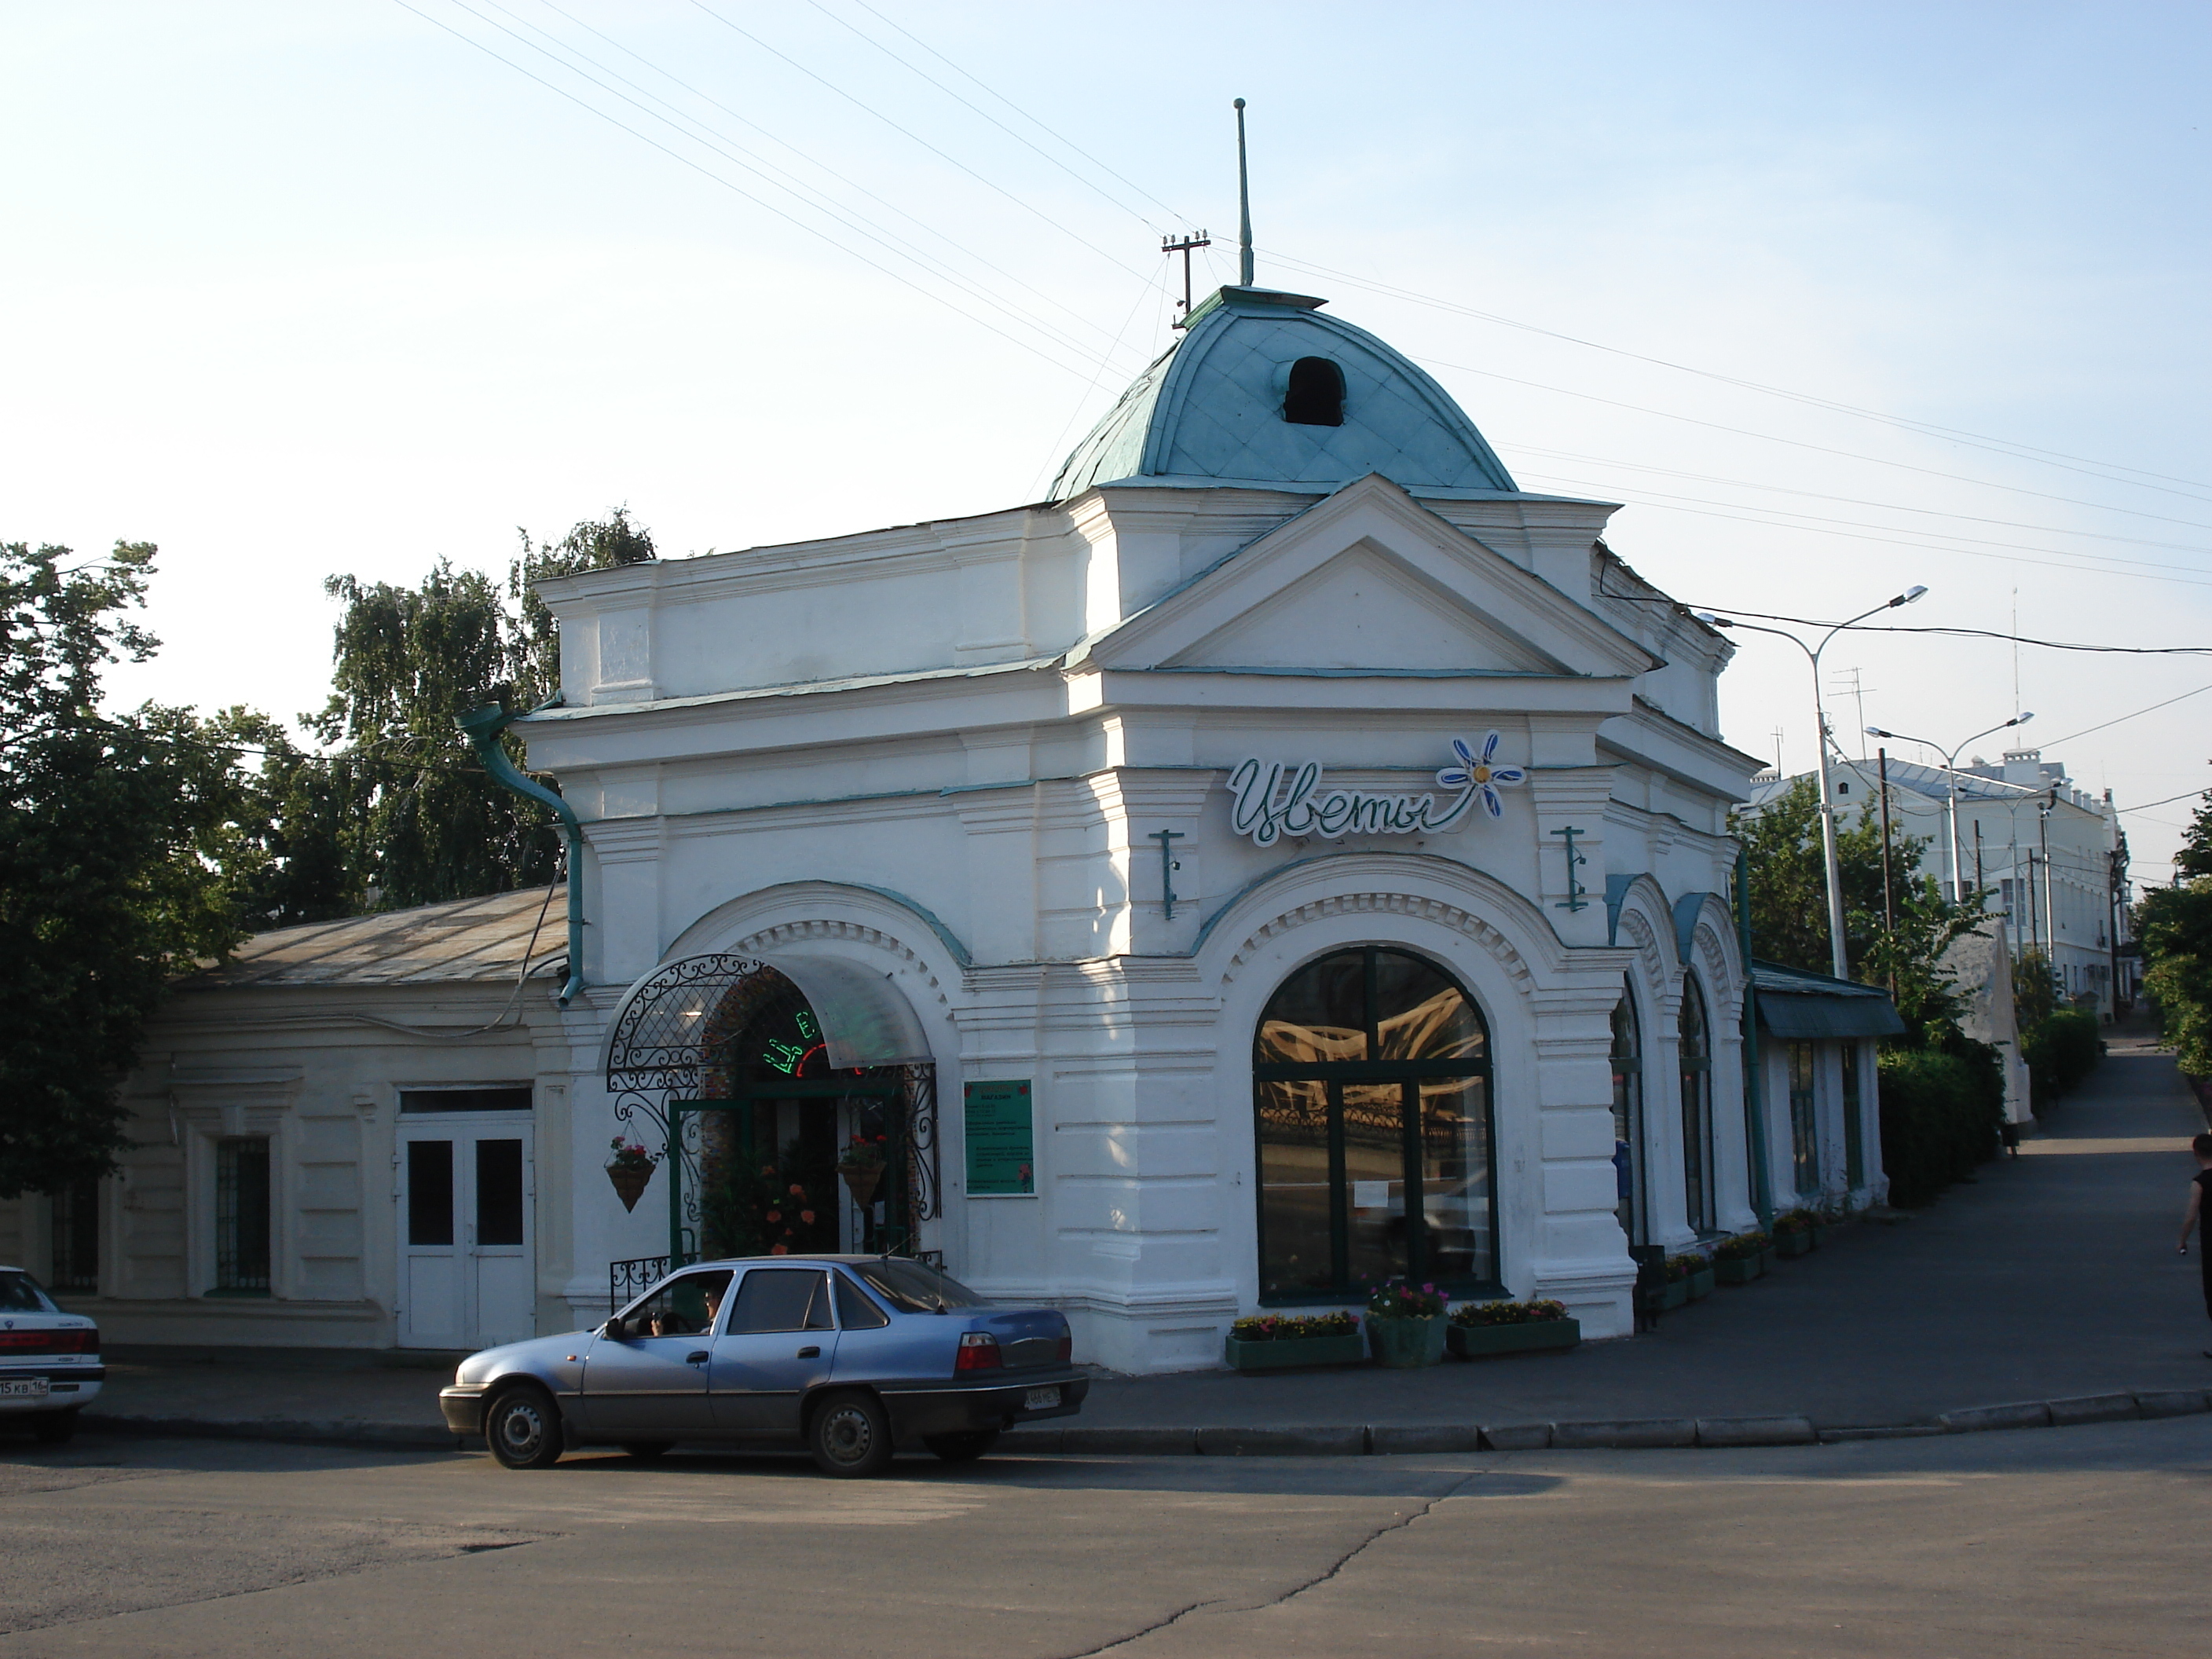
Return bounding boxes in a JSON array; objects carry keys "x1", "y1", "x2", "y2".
[
  {"x1": 456, "y1": 699, "x2": 584, "y2": 1005},
  {"x1": 1736, "y1": 844, "x2": 1773, "y2": 1229}
]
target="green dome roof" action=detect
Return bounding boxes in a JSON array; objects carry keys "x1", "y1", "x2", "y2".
[{"x1": 1049, "y1": 286, "x2": 1519, "y2": 501}]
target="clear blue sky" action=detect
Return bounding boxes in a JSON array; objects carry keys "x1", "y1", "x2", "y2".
[{"x1": 3, "y1": 1, "x2": 2206, "y2": 879}]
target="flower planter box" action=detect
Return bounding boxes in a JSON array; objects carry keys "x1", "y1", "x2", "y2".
[
  {"x1": 1447, "y1": 1318, "x2": 1580, "y2": 1360},
  {"x1": 1367, "y1": 1315, "x2": 1448, "y2": 1368},
  {"x1": 1652, "y1": 1279, "x2": 1689, "y2": 1311},
  {"x1": 1774, "y1": 1230, "x2": 1816, "y2": 1258},
  {"x1": 1712, "y1": 1251, "x2": 1769, "y2": 1284},
  {"x1": 1684, "y1": 1267, "x2": 1716, "y2": 1302},
  {"x1": 1223, "y1": 1332, "x2": 1366, "y2": 1372}
]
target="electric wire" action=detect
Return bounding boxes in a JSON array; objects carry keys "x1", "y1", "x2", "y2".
[
  {"x1": 1497, "y1": 442, "x2": 2212, "y2": 558},
  {"x1": 1265, "y1": 249, "x2": 2212, "y2": 503},
  {"x1": 845, "y1": 0, "x2": 1192, "y2": 228},
  {"x1": 689, "y1": 1, "x2": 1151, "y2": 281},
  {"x1": 444, "y1": 0, "x2": 1129, "y2": 375},
  {"x1": 1648, "y1": 602, "x2": 2212, "y2": 657},
  {"x1": 391, "y1": 0, "x2": 1107, "y2": 383},
  {"x1": 806, "y1": 0, "x2": 1179, "y2": 234},
  {"x1": 1417, "y1": 354, "x2": 2212, "y2": 533},
  {"x1": 2041, "y1": 686, "x2": 2212, "y2": 747},
  {"x1": 522, "y1": 0, "x2": 1137, "y2": 356}
]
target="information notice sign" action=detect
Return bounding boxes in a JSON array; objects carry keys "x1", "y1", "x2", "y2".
[{"x1": 963, "y1": 1080, "x2": 1035, "y2": 1197}]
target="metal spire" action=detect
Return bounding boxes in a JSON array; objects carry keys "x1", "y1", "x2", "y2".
[{"x1": 1234, "y1": 97, "x2": 1254, "y2": 287}]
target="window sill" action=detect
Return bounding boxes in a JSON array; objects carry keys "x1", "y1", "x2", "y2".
[{"x1": 203, "y1": 1288, "x2": 273, "y2": 1299}]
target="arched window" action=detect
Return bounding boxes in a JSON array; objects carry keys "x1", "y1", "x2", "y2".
[
  {"x1": 1283, "y1": 356, "x2": 1345, "y2": 427},
  {"x1": 1253, "y1": 947, "x2": 1494, "y2": 1298},
  {"x1": 1610, "y1": 984, "x2": 1644, "y2": 1245},
  {"x1": 1679, "y1": 980, "x2": 1715, "y2": 1232}
]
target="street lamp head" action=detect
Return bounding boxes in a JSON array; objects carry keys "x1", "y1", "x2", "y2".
[
  {"x1": 1693, "y1": 611, "x2": 1733, "y2": 627},
  {"x1": 1866, "y1": 726, "x2": 1894, "y2": 738},
  {"x1": 2011, "y1": 711, "x2": 2034, "y2": 726},
  {"x1": 1892, "y1": 584, "x2": 1929, "y2": 607}
]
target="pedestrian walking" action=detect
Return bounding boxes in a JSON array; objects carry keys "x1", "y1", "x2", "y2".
[{"x1": 2180, "y1": 1133, "x2": 2212, "y2": 1358}]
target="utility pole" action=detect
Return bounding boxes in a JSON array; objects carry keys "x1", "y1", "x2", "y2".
[
  {"x1": 1877, "y1": 749, "x2": 1897, "y2": 998},
  {"x1": 1163, "y1": 231, "x2": 1212, "y2": 326}
]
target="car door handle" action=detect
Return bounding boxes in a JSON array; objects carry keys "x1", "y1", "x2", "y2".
[
  {"x1": 796, "y1": 1346, "x2": 821, "y2": 1358},
  {"x1": 687, "y1": 1350, "x2": 709, "y2": 1364}
]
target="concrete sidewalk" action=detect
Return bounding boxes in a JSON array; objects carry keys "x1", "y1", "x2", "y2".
[{"x1": 72, "y1": 1025, "x2": 2212, "y2": 1455}]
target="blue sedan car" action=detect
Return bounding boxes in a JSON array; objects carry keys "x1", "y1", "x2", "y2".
[{"x1": 440, "y1": 1254, "x2": 1086, "y2": 1477}]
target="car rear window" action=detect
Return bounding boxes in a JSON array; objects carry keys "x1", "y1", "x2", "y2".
[
  {"x1": 852, "y1": 1258, "x2": 991, "y2": 1313},
  {"x1": 0, "y1": 1272, "x2": 56, "y2": 1313},
  {"x1": 729, "y1": 1269, "x2": 833, "y2": 1334}
]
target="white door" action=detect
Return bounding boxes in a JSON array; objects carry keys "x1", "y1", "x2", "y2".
[{"x1": 397, "y1": 1117, "x2": 534, "y2": 1350}]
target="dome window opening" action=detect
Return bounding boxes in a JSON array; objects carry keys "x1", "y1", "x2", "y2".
[{"x1": 1283, "y1": 356, "x2": 1345, "y2": 427}]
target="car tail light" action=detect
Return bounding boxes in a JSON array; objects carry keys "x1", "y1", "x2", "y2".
[
  {"x1": 1056, "y1": 1335, "x2": 1072, "y2": 1364},
  {"x1": 954, "y1": 1331, "x2": 1002, "y2": 1372},
  {"x1": 0, "y1": 1328, "x2": 96, "y2": 1354}
]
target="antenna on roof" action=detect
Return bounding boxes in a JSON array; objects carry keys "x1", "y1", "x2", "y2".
[
  {"x1": 1163, "y1": 229, "x2": 1211, "y2": 328},
  {"x1": 1234, "y1": 97, "x2": 1254, "y2": 287}
]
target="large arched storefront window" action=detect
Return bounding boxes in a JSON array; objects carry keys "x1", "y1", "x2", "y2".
[
  {"x1": 1253, "y1": 947, "x2": 1496, "y2": 1301},
  {"x1": 1610, "y1": 983, "x2": 1645, "y2": 1246},
  {"x1": 1679, "y1": 980, "x2": 1716, "y2": 1232}
]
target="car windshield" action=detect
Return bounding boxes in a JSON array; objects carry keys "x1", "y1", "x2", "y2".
[
  {"x1": 852, "y1": 1258, "x2": 991, "y2": 1313},
  {"x1": 0, "y1": 1271, "x2": 56, "y2": 1313}
]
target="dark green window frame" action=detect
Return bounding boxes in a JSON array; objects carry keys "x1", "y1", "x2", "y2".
[{"x1": 213, "y1": 1136, "x2": 272, "y2": 1296}]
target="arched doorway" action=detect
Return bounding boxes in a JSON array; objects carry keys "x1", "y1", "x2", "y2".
[
  {"x1": 1679, "y1": 978, "x2": 1715, "y2": 1233},
  {"x1": 1252, "y1": 946, "x2": 1497, "y2": 1300},
  {"x1": 603, "y1": 956, "x2": 939, "y2": 1303},
  {"x1": 1610, "y1": 981, "x2": 1646, "y2": 1246}
]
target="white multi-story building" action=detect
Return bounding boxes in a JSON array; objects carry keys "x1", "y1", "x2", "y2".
[{"x1": 1743, "y1": 746, "x2": 2130, "y2": 1015}]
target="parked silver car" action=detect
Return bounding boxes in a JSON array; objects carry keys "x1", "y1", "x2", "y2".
[
  {"x1": 0, "y1": 1267, "x2": 102, "y2": 1444},
  {"x1": 441, "y1": 1254, "x2": 1086, "y2": 1477}
]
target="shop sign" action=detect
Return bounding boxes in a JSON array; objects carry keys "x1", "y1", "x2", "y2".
[
  {"x1": 963, "y1": 1079, "x2": 1035, "y2": 1197},
  {"x1": 1228, "y1": 732, "x2": 1525, "y2": 848}
]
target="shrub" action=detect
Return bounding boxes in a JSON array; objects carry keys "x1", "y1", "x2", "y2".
[
  {"x1": 1771, "y1": 1209, "x2": 1818, "y2": 1236},
  {"x1": 2021, "y1": 1008, "x2": 2103, "y2": 1110},
  {"x1": 1230, "y1": 1312, "x2": 1357, "y2": 1342},
  {"x1": 1663, "y1": 1253, "x2": 1708, "y2": 1282},
  {"x1": 1451, "y1": 1298, "x2": 1569, "y2": 1327},
  {"x1": 1877, "y1": 1046, "x2": 2004, "y2": 1207},
  {"x1": 1713, "y1": 1231, "x2": 1771, "y2": 1261}
]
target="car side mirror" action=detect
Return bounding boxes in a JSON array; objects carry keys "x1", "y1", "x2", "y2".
[{"x1": 599, "y1": 1317, "x2": 628, "y2": 1340}]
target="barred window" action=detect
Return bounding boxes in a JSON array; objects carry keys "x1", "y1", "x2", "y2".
[{"x1": 214, "y1": 1137, "x2": 272, "y2": 1295}]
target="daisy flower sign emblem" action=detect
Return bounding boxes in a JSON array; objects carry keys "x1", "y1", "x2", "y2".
[{"x1": 1227, "y1": 732, "x2": 1526, "y2": 848}]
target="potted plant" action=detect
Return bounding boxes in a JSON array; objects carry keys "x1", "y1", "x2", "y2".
[
  {"x1": 1446, "y1": 1297, "x2": 1580, "y2": 1359},
  {"x1": 605, "y1": 1137, "x2": 658, "y2": 1212},
  {"x1": 1772, "y1": 1209, "x2": 1819, "y2": 1258},
  {"x1": 1668, "y1": 1252, "x2": 1716, "y2": 1302},
  {"x1": 1711, "y1": 1230, "x2": 1771, "y2": 1284},
  {"x1": 837, "y1": 1133, "x2": 888, "y2": 1208},
  {"x1": 1364, "y1": 1280, "x2": 1448, "y2": 1368},
  {"x1": 1222, "y1": 1310, "x2": 1364, "y2": 1372}
]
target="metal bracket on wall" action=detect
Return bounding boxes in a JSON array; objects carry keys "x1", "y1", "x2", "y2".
[
  {"x1": 1150, "y1": 829, "x2": 1185, "y2": 920},
  {"x1": 1551, "y1": 826, "x2": 1589, "y2": 912}
]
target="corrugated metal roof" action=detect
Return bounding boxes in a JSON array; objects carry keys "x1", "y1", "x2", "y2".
[
  {"x1": 1751, "y1": 958, "x2": 1906, "y2": 1040},
  {"x1": 181, "y1": 888, "x2": 566, "y2": 990}
]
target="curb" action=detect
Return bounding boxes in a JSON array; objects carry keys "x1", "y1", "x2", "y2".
[{"x1": 78, "y1": 1386, "x2": 2212, "y2": 1459}]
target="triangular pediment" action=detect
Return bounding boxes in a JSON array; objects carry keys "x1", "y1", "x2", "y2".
[{"x1": 1075, "y1": 474, "x2": 1659, "y2": 679}]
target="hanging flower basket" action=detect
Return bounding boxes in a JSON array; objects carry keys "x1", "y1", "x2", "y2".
[
  {"x1": 606, "y1": 1137, "x2": 657, "y2": 1213},
  {"x1": 839, "y1": 1164, "x2": 883, "y2": 1208}
]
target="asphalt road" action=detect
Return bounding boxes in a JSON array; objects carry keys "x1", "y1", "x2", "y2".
[{"x1": 2, "y1": 1421, "x2": 2207, "y2": 1657}]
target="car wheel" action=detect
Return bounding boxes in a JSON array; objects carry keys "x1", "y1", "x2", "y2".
[
  {"x1": 31, "y1": 1411, "x2": 78, "y2": 1446},
  {"x1": 485, "y1": 1385, "x2": 563, "y2": 1470},
  {"x1": 808, "y1": 1390, "x2": 893, "y2": 1478},
  {"x1": 922, "y1": 1428, "x2": 999, "y2": 1463},
  {"x1": 619, "y1": 1442, "x2": 673, "y2": 1462}
]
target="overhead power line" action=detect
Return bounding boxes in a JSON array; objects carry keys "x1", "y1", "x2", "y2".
[{"x1": 1268, "y1": 249, "x2": 2212, "y2": 504}]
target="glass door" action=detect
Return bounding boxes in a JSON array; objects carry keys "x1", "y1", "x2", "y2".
[{"x1": 397, "y1": 1119, "x2": 533, "y2": 1350}]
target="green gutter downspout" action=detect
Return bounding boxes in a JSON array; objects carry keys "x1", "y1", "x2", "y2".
[
  {"x1": 1737, "y1": 844, "x2": 1774, "y2": 1229},
  {"x1": 457, "y1": 699, "x2": 584, "y2": 1005}
]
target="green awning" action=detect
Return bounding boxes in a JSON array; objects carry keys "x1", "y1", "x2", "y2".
[{"x1": 1751, "y1": 958, "x2": 1906, "y2": 1040}]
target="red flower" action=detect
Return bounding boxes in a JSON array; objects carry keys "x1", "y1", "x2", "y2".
[
  {"x1": 800, "y1": 1210, "x2": 815, "y2": 1225},
  {"x1": 770, "y1": 1244, "x2": 788, "y2": 1255},
  {"x1": 789, "y1": 1183, "x2": 805, "y2": 1196},
  {"x1": 766, "y1": 1210, "x2": 782, "y2": 1223}
]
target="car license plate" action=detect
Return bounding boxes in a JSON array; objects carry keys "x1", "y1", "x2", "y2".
[
  {"x1": 0, "y1": 1378, "x2": 49, "y2": 1400},
  {"x1": 1024, "y1": 1386, "x2": 1060, "y2": 1411}
]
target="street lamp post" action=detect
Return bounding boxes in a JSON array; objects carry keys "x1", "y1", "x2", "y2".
[
  {"x1": 1697, "y1": 586, "x2": 1928, "y2": 980},
  {"x1": 1863, "y1": 715, "x2": 2035, "y2": 903}
]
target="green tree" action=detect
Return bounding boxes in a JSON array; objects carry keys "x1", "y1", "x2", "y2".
[
  {"x1": 0, "y1": 542, "x2": 263, "y2": 1196},
  {"x1": 295, "y1": 509, "x2": 655, "y2": 918},
  {"x1": 2137, "y1": 791, "x2": 2212, "y2": 1078}
]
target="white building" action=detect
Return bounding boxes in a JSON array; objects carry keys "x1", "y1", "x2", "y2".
[
  {"x1": 1744, "y1": 747, "x2": 2130, "y2": 1015},
  {"x1": 5, "y1": 283, "x2": 1896, "y2": 1368}
]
